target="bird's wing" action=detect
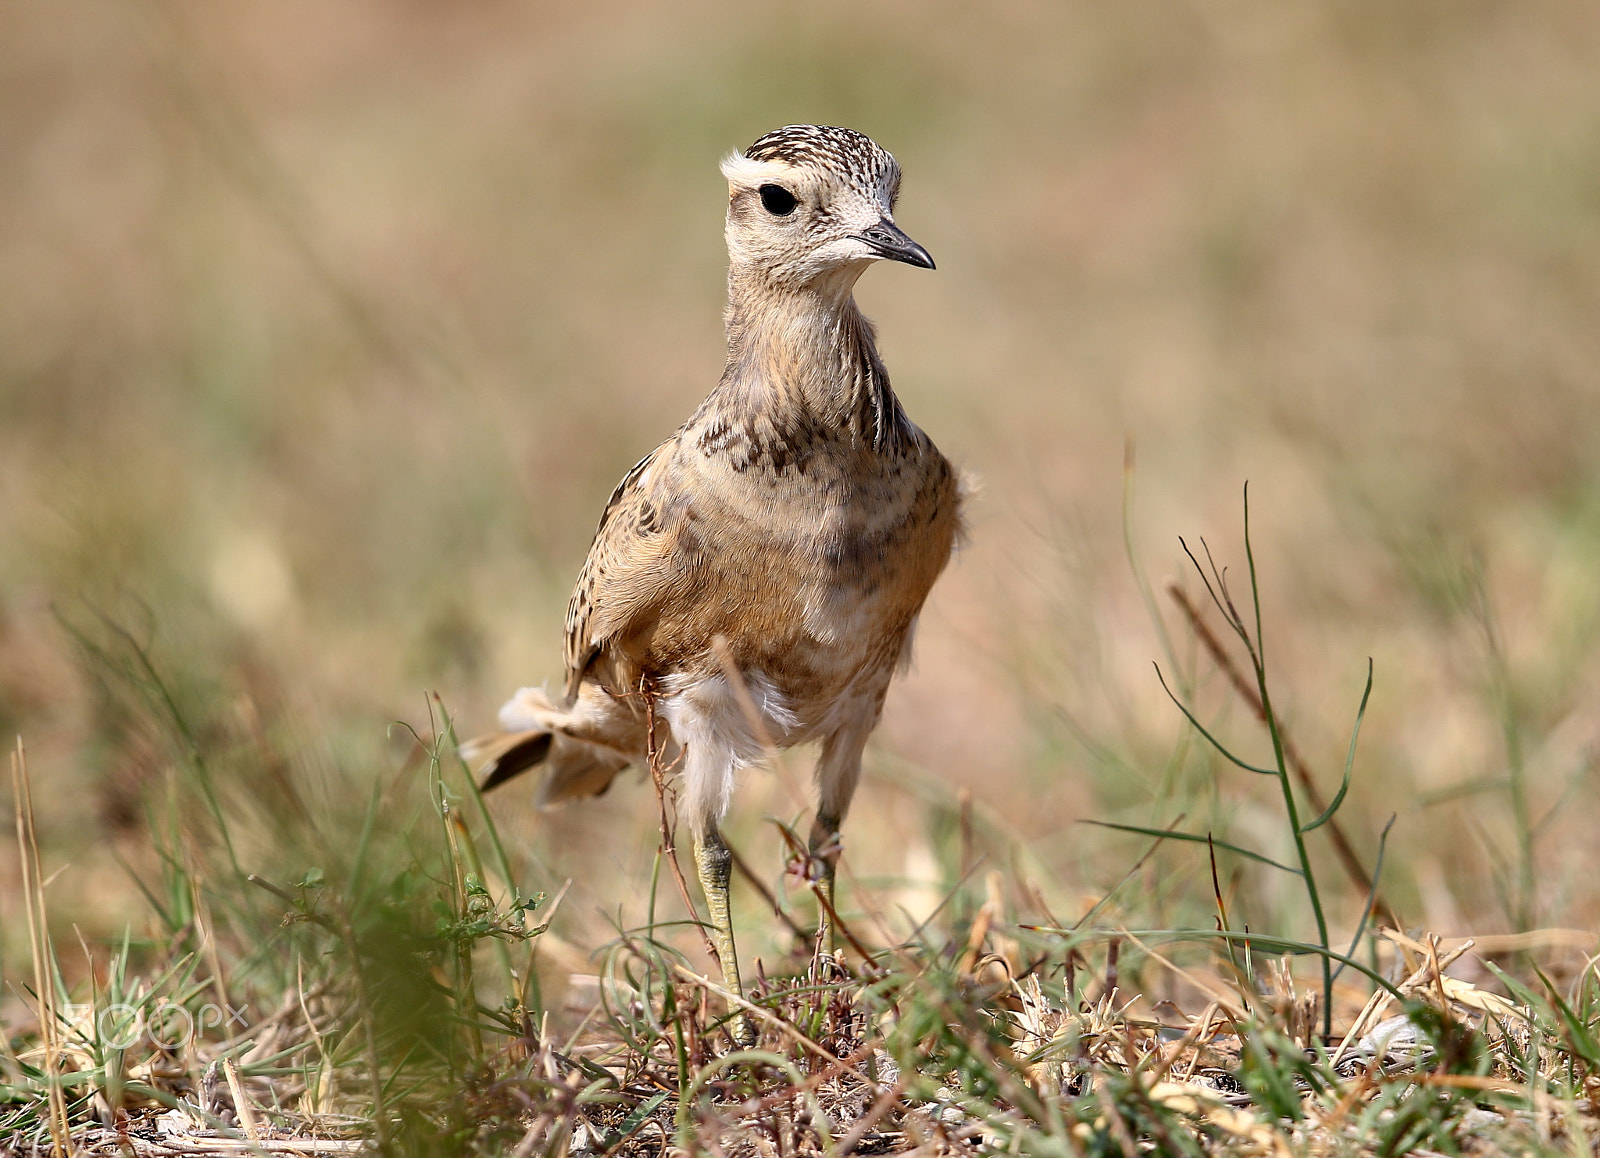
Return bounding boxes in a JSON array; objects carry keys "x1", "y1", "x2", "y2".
[{"x1": 562, "y1": 440, "x2": 696, "y2": 700}]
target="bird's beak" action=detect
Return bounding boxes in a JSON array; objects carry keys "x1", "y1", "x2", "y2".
[{"x1": 856, "y1": 218, "x2": 936, "y2": 270}]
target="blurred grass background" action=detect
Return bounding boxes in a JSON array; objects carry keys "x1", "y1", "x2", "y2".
[{"x1": 3, "y1": 0, "x2": 1599, "y2": 997}]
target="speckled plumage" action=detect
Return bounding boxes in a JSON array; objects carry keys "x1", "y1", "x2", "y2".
[{"x1": 463, "y1": 125, "x2": 959, "y2": 1042}]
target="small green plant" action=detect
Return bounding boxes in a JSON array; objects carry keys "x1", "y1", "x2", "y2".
[{"x1": 1092, "y1": 484, "x2": 1388, "y2": 1040}]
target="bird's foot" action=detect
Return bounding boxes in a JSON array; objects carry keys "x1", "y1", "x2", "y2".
[
  {"x1": 808, "y1": 947, "x2": 851, "y2": 984},
  {"x1": 784, "y1": 833, "x2": 841, "y2": 885},
  {"x1": 783, "y1": 850, "x2": 827, "y2": 885},
  {"x1": 725, "y1": 1012, "x2": 758, "y2": 1051}
]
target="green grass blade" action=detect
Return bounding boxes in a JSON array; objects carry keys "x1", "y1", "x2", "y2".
[
  {"x1": 1301, "y1": 658, "x2": 1373, "y2": 833},
  {"x1": 1082, "y1": 820, "x2": 1302, "y2": 874},
  {"x1": 1153, "y1": 663, "x2": 1278, "y2": 775},
  {"x1": 1110, "y1": 928, "x2": 1403, "y2": 997}
]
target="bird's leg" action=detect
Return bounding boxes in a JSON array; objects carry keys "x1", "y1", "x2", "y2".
[
  {"x1": 806, "y1": 810, "x2": 844, "y2": 955},
  {"x1": 694, "y1": 822, "x2": 754, "y2": 1047},
  {"x1": 808, "y1": 717, "x2": 873, "y2": 965}
]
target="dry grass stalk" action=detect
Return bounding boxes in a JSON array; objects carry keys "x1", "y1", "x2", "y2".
[
  {"x1": 13, "y1": 737, "x2": 71, "y2": 1158},
  {"x1": 1330, "y1": 930, "x2": 1477, "y2": 1067},
  {"x1": 221, "y1": 1055, "x2": 262, "y2": 1141}
]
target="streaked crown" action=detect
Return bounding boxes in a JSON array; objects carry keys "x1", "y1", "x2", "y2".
[{"x1": 740, "y1": 125, "x2": 902, "y2": 207}]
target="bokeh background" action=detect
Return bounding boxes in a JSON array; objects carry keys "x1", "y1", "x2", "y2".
[{"x1": 4, "y1": 1, "x2": 1599, "y2": 989}]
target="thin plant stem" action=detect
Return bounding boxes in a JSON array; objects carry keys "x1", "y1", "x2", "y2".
[
  {"x1": 1237, "y1": 486, "x2": 1333, "y2": 1038},
  {"x1": 641, "y1": 683, "x2": 718, "y2": 964},
  {"x1": 1165, "y1": 582, "x2": 1397, "y2": 929}
]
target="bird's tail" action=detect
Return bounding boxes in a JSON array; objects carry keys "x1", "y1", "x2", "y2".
[{"x1": 459, "y1": 687, "x2": 632, "y2": 804}]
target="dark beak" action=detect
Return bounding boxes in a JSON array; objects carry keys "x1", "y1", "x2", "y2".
[{"x1": 857, "y1": 218, "x2": 936, "y2": 269}]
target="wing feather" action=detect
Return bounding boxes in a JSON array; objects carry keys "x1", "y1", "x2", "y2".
[{"x1": 562, "y1": 440, "x2": 689, "y2": 700}]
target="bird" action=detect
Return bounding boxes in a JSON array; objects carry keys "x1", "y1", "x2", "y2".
[{"x1": 462, "y1": 124, "x2": 960, "y2": 1045}]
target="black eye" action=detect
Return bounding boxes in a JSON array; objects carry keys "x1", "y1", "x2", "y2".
[{"x1": 758, "y1": 184, "x2": 798, "y2": 216}]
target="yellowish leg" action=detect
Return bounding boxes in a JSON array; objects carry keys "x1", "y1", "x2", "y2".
[{"x1": 694, "y1": 824, "x2": 755, "y2": 1048}]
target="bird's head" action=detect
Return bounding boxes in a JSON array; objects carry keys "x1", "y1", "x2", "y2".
[{"x1": 721, "y1": 125, "x2": 934, "y2": 291}]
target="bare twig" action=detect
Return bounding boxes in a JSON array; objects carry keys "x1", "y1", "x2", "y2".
[{"x1": 641, "y1": 681, "x2": 718, "y2": 963}]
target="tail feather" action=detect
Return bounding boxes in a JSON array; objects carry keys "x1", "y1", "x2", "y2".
[
  {"x1": 460, "y1": 726, "x2": 629, "y2": 803},
  {"x1": 535, "y1": 737, "x2": 630, "y2": 804},
  {"x1": 460, "y1": 729, "x2": 553, "y2": 792}
]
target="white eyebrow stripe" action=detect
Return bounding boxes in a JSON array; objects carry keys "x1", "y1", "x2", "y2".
[{"x1": 719, "y1": 152, "x2": 802, "y2": 186}]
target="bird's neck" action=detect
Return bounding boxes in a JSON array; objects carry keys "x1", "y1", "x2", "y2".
[{"x1": 719, "y1": 265, "x2": 904, "y2": 449}]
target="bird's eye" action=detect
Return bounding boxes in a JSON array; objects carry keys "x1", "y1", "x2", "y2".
[{"x1": 758, "y1": 184, "x2": 798, "y2": 216}]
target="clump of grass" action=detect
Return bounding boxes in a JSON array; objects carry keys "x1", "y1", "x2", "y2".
[
  {"x1": 522, "y1": 897, "x2": 1599, "y2": 1154},
  {"x1": 2, "y1": 626, "x2": 558, "y2": 1154}
]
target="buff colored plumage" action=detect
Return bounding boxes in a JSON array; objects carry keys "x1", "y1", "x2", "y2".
[{"x1": 462, "y1": 125, "x2": 959, "y2": 1046}]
